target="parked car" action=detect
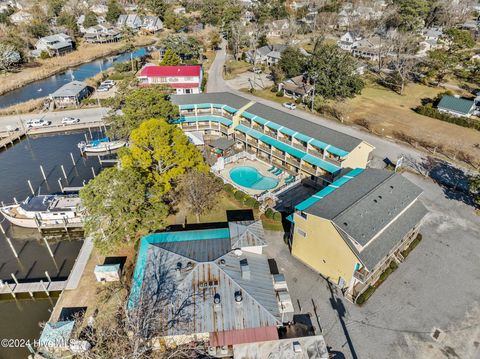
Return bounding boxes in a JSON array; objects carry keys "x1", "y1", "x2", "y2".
[
  {"x1": 62, "y1": 117, "x2": 80, "y2": 125},
  {"x1": 250, "y1": 67, "x2": 262, "y2": 74},
  {"x1": 283, "y1": 102, "x2": 296, "y2": 110},
  {"x1": 102, "y1": 80, "x2": 116, "y2": 87},
  {"x1": 96, "y1": 86, "x2": 109, "y2": 92},
  {"x1": 26, "y1": 119, "x2": 51, "y2": 128}
]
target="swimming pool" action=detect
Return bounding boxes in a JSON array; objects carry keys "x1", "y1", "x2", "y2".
[{"x1": 229, "y1": 166, "x2": 279, "y2": 190}]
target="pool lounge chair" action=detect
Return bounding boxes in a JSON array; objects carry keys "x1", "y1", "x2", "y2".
[
  {"x1": 274, "y1": 169, "x2": 283, "y2": 176},
  {"x1": 268, "y1": 166, "x2": 277, "y2": 172}
]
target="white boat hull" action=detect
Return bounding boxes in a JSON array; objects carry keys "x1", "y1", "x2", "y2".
[
  {"x1": 82, "y1": 141, "x2": 126, "y2": 153},
  {"x1": 0, "y1": 208, "x2": 37, "y2": 228}
]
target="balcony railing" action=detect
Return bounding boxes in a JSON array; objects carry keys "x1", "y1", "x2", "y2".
[
  {"x1": 292, "y1": 142, "x2": 307, "y2": 151},
  {"x1": 278, "y1": 136, "x2": 292, "y2": 145},
  {"x1": 300, "y1": 164, "x2": 316, "y2": 175},
  {"x1": 258, "y1": 144, "x2": 270, "y2": 152},
  {"x1": 324, "y1": 156, "x2": 342, "y2": 166},
  {"x1": 265, "y1": 130, "x2": 277, "y2": 138},
  {"x1": 286, "y1": 156, "x2": 301, "y2": 166},
  {"x1": 240, "y1": 120, "x2": 251, "y2": 127},
  {"x1": 307, "y1": 148, "x2": 324, "y2": 158},
  {"x1": 272, "y1": 150, "x2": 285, "y2": 159},
  {"x1": 247, "y1": 140, "x2": 258, "y2": 147},
  {"x1": 353, "y1": 268, "x2": 369, "y2": 283},
  {"x1": 252, "y1": 125, "x2": 263, "y2": 132},
  {"x1": 235, "y1": 134, "x2": 246, "y2": 141}
]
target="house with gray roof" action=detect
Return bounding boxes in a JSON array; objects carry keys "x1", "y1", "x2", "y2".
[
  {"x1": 246, "y1": 44, "x2": 288, "y2": 66},
  {"x1": 289, "y1": 168, "x2": 428, "y2": 303},
  {"x1": 32, "y1": 33, "x2": 73, "y2": 58},
  {"x1": 128, "y1": 221, "x2": 294, "y2": 355},
  {"x1": 50, "y1": 81, "x2": 90, "y2": 108},
  {"x1": 437, "y1": 95, "x2": 477, "y2": 118},
  {"x1": 116, "y1": 14, "x2": 142, "y2": 30}
]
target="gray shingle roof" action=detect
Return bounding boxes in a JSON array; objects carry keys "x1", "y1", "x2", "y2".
[
  {"x1": 229, "y1": 220, "x2": 267, "y2": 249},
  {"x1": 359, "y1": 201, "x2": 427, "y2": 269},
  {"x1": 153, "y1": 237, "x2": 231, "y2": 262},
  {"x1": 171, "y1": 92, "x2": 364, "y2": 152},
  {"x1": 305, "y1": 169, "x2": 427, "y2": 270}
]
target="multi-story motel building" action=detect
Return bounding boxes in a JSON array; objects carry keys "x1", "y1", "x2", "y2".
[
  {"x1": 289, "y1": 168, "x2": 428, "y2": 302},
  {"x1": 171, "y1": 93, "x2": 375, "y2": 185}
]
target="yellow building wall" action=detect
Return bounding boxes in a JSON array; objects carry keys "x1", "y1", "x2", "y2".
[
  {"x1": 291, "y1": 213, "x2": 359, "y2": 285},
  {"x1": 341, "y1": 141, "x2": 375, "y2": 169}
]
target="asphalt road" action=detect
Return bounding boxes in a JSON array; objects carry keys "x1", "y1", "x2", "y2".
[{"x1": 0, "y1": 107, "x2": 109, "y2": 132}]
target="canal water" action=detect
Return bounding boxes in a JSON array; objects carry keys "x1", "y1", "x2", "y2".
[
  {"x1": 0, "y1": 47, "x2": 148, "y2": 109},
  {"x1": 0, "y1": 130, "x2": 105, "y2": 358}
]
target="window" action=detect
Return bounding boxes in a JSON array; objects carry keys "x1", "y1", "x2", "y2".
[
  {"x1": 297, "y1": 229, "x2": 307, "y2": 238},
  {"x1": 300, "y1": 212, "x2": 307, "y2": 219}
]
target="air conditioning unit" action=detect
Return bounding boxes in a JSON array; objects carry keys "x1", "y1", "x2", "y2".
[{"x1": 220, "y1": 346, "x2": 229, "y2": 355}]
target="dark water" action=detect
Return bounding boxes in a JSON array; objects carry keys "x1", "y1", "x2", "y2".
[
  {"x1": 0, "y1": 47, "x2": 148, "y2": 108},
  {"x1": 0, "y1": 130, "x2": 105, "y2": 358}
]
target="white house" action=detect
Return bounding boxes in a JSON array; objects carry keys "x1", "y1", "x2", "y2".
[
  {"x1": 116, "y1": 14, "x2": 142, "y2": 30},
  {"x1": 137, "y1": 65, "x2": 203, "y2": 95},
  {"x1": 84, "y1": 25, "x2": 122, "y2": 43},
  {"x1": 246, "y1": 44, "x2": 288, "y2": 66},
  {"x1": 141, "y1": 16, "x2": 163, "y2": 33},
  {"x1": 352, "y1": 36, "x2": 389, "y2": 62},
  {"x1": 338, "y1": 31, "x2": 362, "y2": 51}
]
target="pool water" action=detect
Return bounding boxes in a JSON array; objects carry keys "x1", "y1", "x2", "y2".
[{"x1": 229, "y1": 166, "x2": 279, "y2": 190}]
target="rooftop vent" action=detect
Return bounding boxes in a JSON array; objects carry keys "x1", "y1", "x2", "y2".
[
  {"x1": 240, "y1": 259, "x2": 250, "y2": 280},
  {"x1": 234, "y1": 249, "x2": 243, "y2": 257},
  {"x1": 219, "y1": 258, "x2": 226, "y2": 266},
  {"x1": 186, "y1": 261, "x2": 193, "y2": 270},
  {"x1": 234, "y1": 290, "x2": 243, "y2": 303},
  {"x1": 214, "y1": 293, "x2": 221, "y2": 304},
  {"x1": 176, "y1": 262, "x2": 182, "y2": 270}
]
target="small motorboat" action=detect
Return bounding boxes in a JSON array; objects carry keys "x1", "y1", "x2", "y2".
[
  {"x1": 77, "y1": 137, "x2": 126, "y2": 153},
  {"x1": 0, "y1": 195, "x2": 83, "y2": 229},
  {"x1": 37, "y1": 88, "x2": 43, "y2": 92}
]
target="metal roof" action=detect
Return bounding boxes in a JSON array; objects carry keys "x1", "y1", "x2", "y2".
[
  {"x1": 210, "y1": 326, "x2": 278, "y2": 347},
  {"x1": 228, "y1": 220, "x2": 267, "y2": 249},
  {"x1": 437, "y1": 95, "x2": 475, "y2": 115},
  {"x1": 172, "y1": 92, "x2": 250, "y2": 110},
  {"x1": 50, "y1": 81, "x2": 88, "y2": 98},
  {"x1": 39, "y1": 321, "x2": 74, "y2": 347},
  {"x1": 141, "y1": 245, "x2": 281, "y2": 336}
]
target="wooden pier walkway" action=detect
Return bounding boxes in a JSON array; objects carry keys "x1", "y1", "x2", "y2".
[
  {"x1": 0, "y1": 237, "x2": 93, "y2": 297},
  {"x1": 0, "y1": 130, "x2": 27, "y2": 150}
]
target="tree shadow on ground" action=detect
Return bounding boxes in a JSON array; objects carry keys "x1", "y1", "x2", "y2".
[{"x1": 422, "y1": 157, "x2": 475, "y2": 207}]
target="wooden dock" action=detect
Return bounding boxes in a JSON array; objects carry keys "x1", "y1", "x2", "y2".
[
  {"x1": 0, "y1": 280, "x2": 67, "y2": 296},
  {"x1": 0, "y1": 130, "x2": 27, "y2": 150},
  {"x1": 28, "y1": 121, "x2": 105, "y2": 135}
]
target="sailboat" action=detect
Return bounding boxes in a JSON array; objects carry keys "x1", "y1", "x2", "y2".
[{"x1": 77, "y1": 137, "x2": 126, "y2": 153}]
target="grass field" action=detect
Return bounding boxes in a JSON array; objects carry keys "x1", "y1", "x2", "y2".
[
  {"x1": 342, "y1": 80, "x2": 480, "y2": 160},
  {"x1": 224, "y1": 60, "x2": 252, "y2": 80}
]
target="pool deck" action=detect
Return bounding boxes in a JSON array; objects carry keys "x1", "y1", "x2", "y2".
[{"x1": 220, "y1": 158, "x2": 286, "y2": 196}]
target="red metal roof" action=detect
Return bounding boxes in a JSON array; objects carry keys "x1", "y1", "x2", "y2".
[
  {"x1": 209, "y1": 326, "x2": 279, "y2": 347},
  {"x1": 138, "y1": 65, "x2": 201, "y2": 78}
]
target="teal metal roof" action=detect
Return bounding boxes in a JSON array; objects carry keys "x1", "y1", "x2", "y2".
[
  {"x1": 242, "y1": 111, "x2": 258, "y2": 120},
  {"x1": 253, "y1": 116, "x2": 269, "y2": 125},
  {"x1": 95, "y1": 264, "x2": 120, "y2": 273},
  {"x1": 223, "y1": 105, "x2": 237, "y2": 113},
  {"x1": 295, "y1": 168, "x2": 364, "y2": 211},
  {"x1": 294, "y1": 132, "x2": 312, "y2": 143},
  {"x1": 302, "y1": 154, "x2": 341, "y2": 174},
  {"x1": 128, "y1": 228, "x2": 230, "y2": 309},
  {"x1": 39, "y1": 321, "x2": 74, "y2": 347},
  {"x1": 261, "y1": 136, "x2": 304, "y2": 159},
  {"x1": 180, "y1": 104, "x2": 195, "y2": 110},
  {"x1": 278, "y1": 127, "x2": 296, "y2": 136},
  {"x1": 265, "y1": 121, "x2": 282, "y2": 131},
  {"x1": 437, "y1": 95, "x2": 475, "y2": 115},
  {"x1": 236, "y1": 123, "x2": 252, "y2": 134},
  {"x1": 196, "y1": 103, "x2": 212, "y2": 109},
  {"x1": 174, "y1": 115, "x2": 233, "y2": 126}
]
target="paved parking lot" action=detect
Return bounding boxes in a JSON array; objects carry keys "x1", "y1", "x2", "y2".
[{"x1": 263, "y1": 171, "x2": 480, "y2": 359}]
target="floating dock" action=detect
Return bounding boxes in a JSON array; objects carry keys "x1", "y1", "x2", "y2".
[{"x1": 0, "y1": 129, "x2": 27, "y2": 150}]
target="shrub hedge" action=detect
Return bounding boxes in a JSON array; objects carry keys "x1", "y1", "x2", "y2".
[
  {"x1": 415, "y1": 104, "x2": 480, "y2": 131},
  {"x1": 273, "y1": 212, "x2": 282, "y2": 221},
  {"x1": 265, "y1": 208, "x2": 274, "y2": 219},
  {"x1": 234, "y1": 190, "x2": 247, "y2": 201}
]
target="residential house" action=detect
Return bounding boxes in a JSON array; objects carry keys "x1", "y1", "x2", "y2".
[
  {"x1": 266, "y1": 19, "x2": 290, "y2": 37},
  {"x1": 337, "y1": 3, "x2": 384, "y2": 29},
  {"x1": 128, "y1": 220, "x2": 294, "y2": 356},
  {"x1": 84, "y1": 25, "x2": 122, "y2": 43},
  {"x1": 9, "y1": 9, "x2": 31, "y2": 24},
  {"x1": 172, "y1": 92, "x2": 375, "y2": 185},
  {"x1": 116, "y1": 14, "x2": 142, "y2": 30},
  {"x1": 39, "y1": 321, "x2": 76, "y2": 353},
  {"x1": 141, "y1": 15, "x2": 163, "y2": 33},
  {"x1": 50, "y1": 81, "x2": 91, "y2": 108},
  {"x1": 32, "y1": 33, "x2": 73, "y2": 57},
  {"x1": 437, "y1": 95, "x2": 477, "y2": 117},
  {"x1": 352, "y1": 36, "x2": 389, "y2": 62},
  {"x1": 137, "y1": 65, "x2": 203, "y2": 95},
  {"x1": 418, "y1": 28, "x2": 443, "y2": 54},
  {"x1": 278, "y1": 75, "x2": 314, "y2": 100},
  {"x1": 289, "y1": 168, "x2": 428, "y2": 302},
  {"x1": 246, "y1": 44, "x2": 288, "y2": 66},
  {"x1": 338, "y1": 31, "x2": 362, "y2": 52}
]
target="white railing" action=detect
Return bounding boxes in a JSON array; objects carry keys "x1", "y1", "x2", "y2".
[{"x1": 273, "y1": 179, "x2": 301, "y2": 196}]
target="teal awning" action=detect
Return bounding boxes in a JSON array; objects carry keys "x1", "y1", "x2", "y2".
[
  {"x1": 261, "y1": 136, "x2": 305, "y2": 159},
  {"x1": 173, "y1": 115, "x2": 232, "y2": 126},
  {"x1": 179, "y1": 104, "x2": 195, "y2": 110},
  {"x1": 241, "y1": 111, "x2": 258, "y2": 120},
  {"x1": 294, "y1": 132, "x2": 312, "y2": 143},
  {"x1": 278, "y1": 126, "x2": 296, "y2": 136},
  {"x1": 303, "y1": 154, "x2": 341, "y2": 173}
]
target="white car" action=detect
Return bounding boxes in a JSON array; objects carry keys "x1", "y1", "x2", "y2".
[
  {"x1": 283, "y1": 102, "x2": 297, "y2": 110},
  {"x1": 26, "y1": 119, "x2": 51, "y2": 128},
  {"x1": 97, "y1": 86, "x2": 109, "y2": 92},
  {"x1": 62, "y1": 117, "x2": 80, "y2": 125},
  {"x1": 102, "y1": 80, "x2": 116, "y2": 87}
]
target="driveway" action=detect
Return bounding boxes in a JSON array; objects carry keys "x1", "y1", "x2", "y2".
[
  {"x1": 263, "y1": 171, "x2": 480, "y2": 359},
  {"x1": 226, "y1": 71, "x2": 273, "y2": 91}
]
